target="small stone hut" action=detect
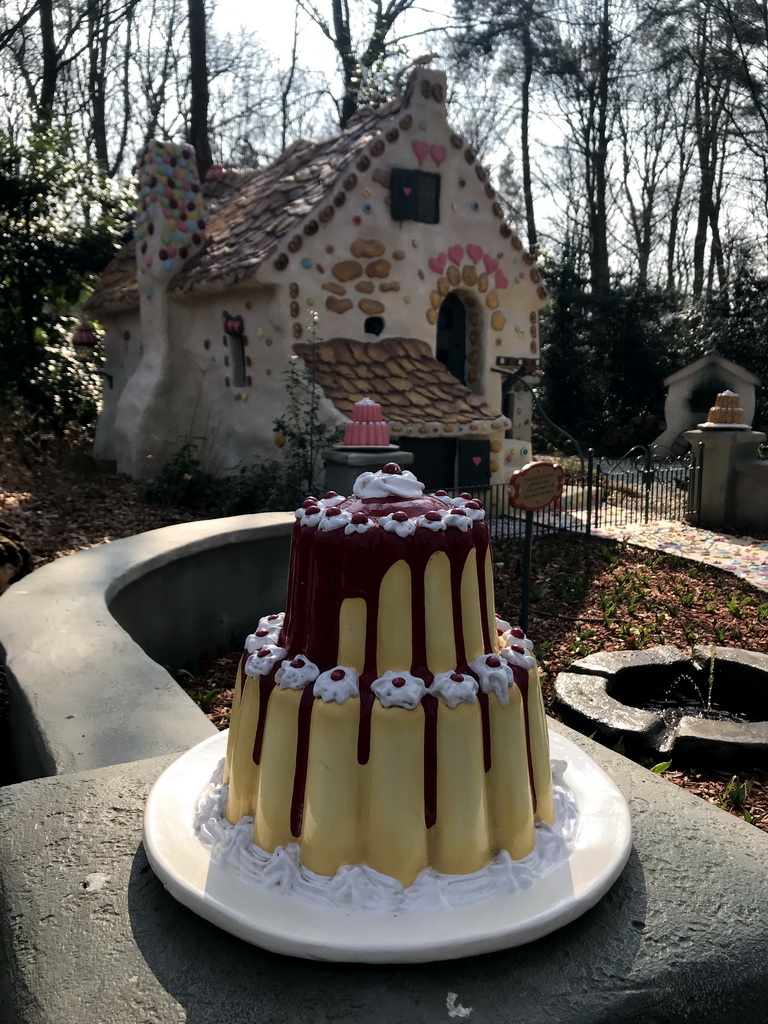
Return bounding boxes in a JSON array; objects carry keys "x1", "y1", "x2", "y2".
[{"x1": 655, "y1": 351, "x2": 761, "y2": 453}]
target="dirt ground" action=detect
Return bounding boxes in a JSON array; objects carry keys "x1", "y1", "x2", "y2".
[{"x1": 2, "y1": 451, "x2": 767, "y2": 831}]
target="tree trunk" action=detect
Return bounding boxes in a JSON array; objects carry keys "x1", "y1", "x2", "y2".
[
  {"x1": 188, "y1": 0, "x2": 213, "y2": 179},
  {"x1": 38, "y1": 0, "x2": 57, "y2": 121},
  {"x1": 520, "y1": 3, "x2": 537, "y2": 251}
]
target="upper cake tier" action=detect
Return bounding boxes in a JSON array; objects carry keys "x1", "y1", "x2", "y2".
[{"x1": 277, "y1": 463, "x2": 496, "y2": 690}]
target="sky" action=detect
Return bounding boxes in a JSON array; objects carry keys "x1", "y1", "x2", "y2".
[{"x1": 212, "y1": 0, "x2": 457, "y2": 76}]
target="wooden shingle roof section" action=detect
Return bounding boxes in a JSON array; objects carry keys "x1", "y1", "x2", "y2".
[{"x1": 294, "y1": 337, "x2": 510, "y2": 437}]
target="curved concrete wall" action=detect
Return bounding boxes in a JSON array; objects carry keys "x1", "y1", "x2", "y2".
[{"x1": 0, "y1": 513, "x2": 293, "y2": 781}]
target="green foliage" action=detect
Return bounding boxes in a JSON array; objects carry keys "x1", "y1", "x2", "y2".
[
  {"x1": 650, "y1": 760, "x2": 672, "y2": 774},
  {"x1": 273, "y1": 330, "x2": 344, "y2": 503},
  {"x1": 0, "y1": 121, "x2": 129, "y2": 432},
  {"x1": 143, "y1": 444, "x2": 291, "y2": 513}
]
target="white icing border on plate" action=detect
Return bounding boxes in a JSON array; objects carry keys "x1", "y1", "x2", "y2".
[{"x1": 193, "y1": 759, "x2": 577, "y2": 914}]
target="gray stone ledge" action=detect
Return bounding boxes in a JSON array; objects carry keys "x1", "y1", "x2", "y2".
[
  {"x1": 1, "y1": 723, "x2": 767, "y2": 1024},
  {"x1": 0, "y1": 513, "x2": 293, "y2": 780}
]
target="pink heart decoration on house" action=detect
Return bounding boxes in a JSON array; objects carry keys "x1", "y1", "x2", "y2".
[
  {"x1": 430, "y1": 144, "x2": 447, "y2": 166},
  {"x1": 482, "y1": 254, "x2": 499, "y2": 273},
  {"x1": 472, "y1": 456, "x2": 482, "y2": 466},
  {"x1": 466, "y1": 244, "x2": 483, "y2": 264},
  {"x1": 412, "y1": 140, "x2": 430, "y2": 165},
  {"x1": 448, "y1": 244, "x2": 464, "y2": 265},
  {"x1": 403, "y1": 186, "x2": 412, "y2": 195},
  {"x1": 495, "y1": 269, "x2": 509, "y2": 289},
  {"x1": 428, "y1": 253, "x2": 447, "y2": 274}
]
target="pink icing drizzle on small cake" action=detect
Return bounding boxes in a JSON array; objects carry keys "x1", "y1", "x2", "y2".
[{"x1": 343, "y1": 397, "x2": 390, "y2": 447}]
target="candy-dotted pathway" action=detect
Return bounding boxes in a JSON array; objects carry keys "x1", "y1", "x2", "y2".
[{"x1": 590, "y1": 519, "x2": 768, "y2": 593}]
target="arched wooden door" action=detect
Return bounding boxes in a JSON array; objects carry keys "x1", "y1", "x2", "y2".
[{"x1": 435, "y1": 293, "x2": 466, "y2": 383}]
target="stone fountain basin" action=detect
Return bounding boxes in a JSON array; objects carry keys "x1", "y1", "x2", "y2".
[{"x1": 554, "y1": 646, "x2": 768, "y2": 770}]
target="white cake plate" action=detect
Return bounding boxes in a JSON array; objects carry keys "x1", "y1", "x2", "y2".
[{"x1": 143, "y1": 729, "x2": 631, "y2": 963}]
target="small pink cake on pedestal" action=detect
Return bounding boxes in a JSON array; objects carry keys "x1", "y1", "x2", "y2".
[{"x1": 343, "y1": 397, "x2": 390, "y2": 447}]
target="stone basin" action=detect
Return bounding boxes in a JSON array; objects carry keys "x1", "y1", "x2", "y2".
[{"x1": 554, "y1": 645, "x2": 768, "y2": 770}]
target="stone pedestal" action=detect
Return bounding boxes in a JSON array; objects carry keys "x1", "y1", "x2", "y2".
[
  {"x1": 321, "y1": 448, "x2": 414, "y2": 495},
  {"x1": 685, "y1": 428, "x2": 768, "y2": 530}
]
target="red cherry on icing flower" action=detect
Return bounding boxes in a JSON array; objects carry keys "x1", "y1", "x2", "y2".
[
  {"x1": 257, "y1": 646, "x2": 272, "y2": 657},
  {"x1": 392, "y1": 676, "x2": 406, "y2": 687},
  {"x1": 324, "y1": 491, "x2": 338, "y2": 498},
  {"x1": 510, "y1": 627, "x2": 525, "y2": 638},
  {"x1": 325, "y1": 506, "x2": 341, "y2": 516},
  {"x1": 459, "y1": 492, "x2": 473, "y2": 499},
  {"x1": 485, "y1": 655, "x2": 501, "y2": 668},
  {"x1": 450, "y1": 672, "x2": 464, "y2": 682},
  {"x1": 302, "y1": 497, "x2": 318, "y2": 508},
  {"x1": 330, "y1": 669, "x2": 346, "y2": 681},
  {"x1": 351, "y1": 512, "x2": 368, "y2": 524},
  {"x1": 256, "y1": 628, "x2": 269, "y2": 637},
  {"x1": 424, "y1": 510, "x2": 442, "y2": 521},
  {"x1": 452, "y1": 507, "x2": 467, "y2": 515},
  {"x1": 465, "y1": 500, "x2": 483, "y2": 509},
  {"x1": 511, "y1": 645, "x2": 526, "y2": 655},
  {"x1": 290, "y1": 658, "x2": 305, "y2": 668},
  {"x1": 392, "y1": 511, "x2": 408, "y2": 522},
  {"x1": 268, "y1": 614, "x2": 280, "y2": 620},
  {"x1": 382, "y1": 462, "x2": 402, "y2": 474},
  {"x1": 434, "y1": 490, "x2": 448, "y2": 496},
  {"x1": 304, "y1": 505, "x2": 321, "y2": 516}
]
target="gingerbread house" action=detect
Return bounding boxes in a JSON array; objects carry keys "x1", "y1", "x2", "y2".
[{"x1": 85, "y1": 69, "x2": 547, "y2": 486}]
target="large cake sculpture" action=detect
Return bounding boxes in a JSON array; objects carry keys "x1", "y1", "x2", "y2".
[{"x1": 223, "y1": 463, "x2": 554, "y2": 888}]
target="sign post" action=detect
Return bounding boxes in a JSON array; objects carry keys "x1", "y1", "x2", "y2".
[{"x1": 508, "y1": 462, "x2": 565, "y2": 632}]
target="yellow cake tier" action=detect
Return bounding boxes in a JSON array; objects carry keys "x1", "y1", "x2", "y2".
[{"x1": 224, "y1": 659, "x2": 554, "y2": 887}]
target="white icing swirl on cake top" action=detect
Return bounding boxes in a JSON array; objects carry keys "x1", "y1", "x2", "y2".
[
  {"x1": 275, "y1": 656, "x2": 319, "y2": 690},
  {"x1": 314, "y1": 666, "x2": 360, "y2": 703},
  {"x1": 429, "y1": 670, "x2": 479, "y2": 708},
  {"x1": 245, "y1": 613, "x2": 285, "y2": 651},
  {"x1": 318, "y1": 491, "x2": 345, "y2": 509},
  {"x1": 469, "y1": 654, "x2": 515, "y2": 706},
  {"x1": 371, "y1": 670, "x2": 426, "y2": 709},
  {"x1": 353, "y1": 467, "x2": 423, "y2": 499}
]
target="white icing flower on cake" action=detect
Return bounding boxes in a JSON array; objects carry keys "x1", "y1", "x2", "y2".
[
  {"x1": 501, "y1": 626, "x2": 535, "y2": 653},
  {"x1": 344, "y1": 513, "x2": 375, "y2": 534},
  {"x1": 417, "y1": 511, "x2": 447, "y2": 532},
  {"x1": 245, "y1": 626, "x2": 280, "y2": 651},
  {"x1": 275, "y1": 656, "x2": 320, "y2": 690},
  {"x1": 353, "y1": 464, "x2": 424, "y2": 499},
  {"x1": 372, "y1": 670, "x2": 426, "y2": 709},
  {"x1": 429, "y1": 670, "x2": 478, "y2": 708},
  {"x1": 442, "y1": 508, "x2": 472, "y2": 532},
  {"x1": 245, "y1": 644, "x2": 288, "y2": 678},
  {"x1": 495, "y1": 614, "x2": 511, "y2": 634},
  {"x1": 462, "y1": 500, "x2": 486, "y2": 522},
  {"x1": 314, "y1": 666, "x2": 360, "y2": 703},
  {"x1": 501, "y1": 644, "x2": 537, "y2": 672},
  {"x1": 318, "y1": 508, "x2": 352, "y2": 531},
  {"x1": 318, "y1": 491, "x2": 346, "y2": 508},
  {"x1": 469, "y1": 654, "x2": 515, "y2": 706},
  {"x1": 447, "y1": 492, "x2": 474, "y2": 507},
  {"x1": 257, "y1": 612, "x2": 284, "y2": 632},
  {"x1": 379, "y1": 512, "x2": 417, "y2": 537},
  {"x1": 298, "y1": 504, "x2": 324, "y2": 528}
]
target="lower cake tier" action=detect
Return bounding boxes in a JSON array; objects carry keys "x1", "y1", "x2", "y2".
[{"x1": 223, "y1": 660, "x2": 555, "y2": 888}]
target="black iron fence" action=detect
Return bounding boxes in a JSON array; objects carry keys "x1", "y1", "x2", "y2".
[{"x1": 443, "y1": 443, "x2": 704, "y2": 543}]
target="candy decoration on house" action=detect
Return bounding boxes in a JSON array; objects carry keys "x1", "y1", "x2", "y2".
[
  {"x1": 222, "y1": 312, "x2": 245, "y2": 336},
  {"x1": 70, "y1": 321, "x2": 99, "y2": 362}
]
